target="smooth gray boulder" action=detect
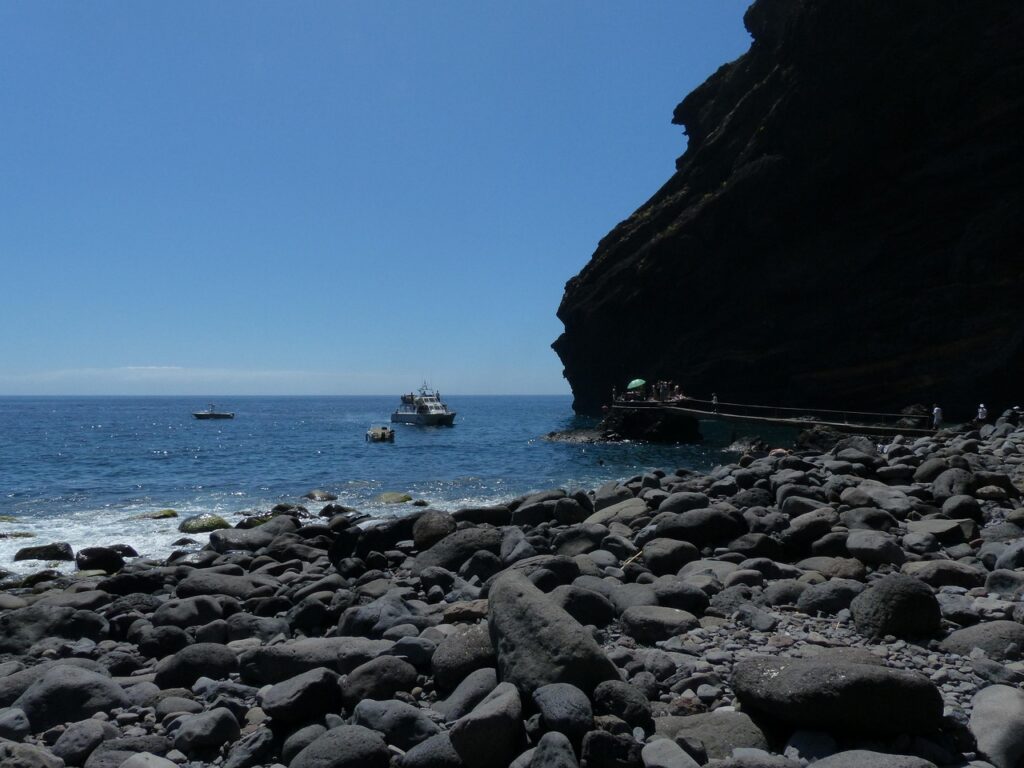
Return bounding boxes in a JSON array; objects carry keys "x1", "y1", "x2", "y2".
[
  {"x1": 400, "y1": 732, "x2": 464, "y2": 768},
  {"x1": 238, "y1": 637, "x2": 392, "y2": 685},
  {"x1": 812, "y1": 751, "x2": 936, "y2": 768},
  {"x1": 641, "y1": 738, "x2": 701, "y2": 768},
  {"x1": 13, "y1": 664, "x2": 130, "y2": 731},
  {"x1": 351, "y1": 699, "x2": 441, "y2": 751},
  {"x1": 970, "y1": 684, "x2": 1024, "y2": 768},
  {"x1": 172, "y1": 707, "x2": 240, "y2": 755},
  {"x1": 290, "y1": 724, "x2": 391, "y2": 768},
  {"x1": 52, "y1": 717, "x2": 119, "y2": 765},
  {"x1": 340, "y1": 655, "x2": 417, "y2": 709},
  {"x1": 432, "y1": 623, "x2": 496, "y2": 693},
  {"x1": 412, "y1": 527, "x2": 502, "y2": 574},
  {"x1": 0, "y1": 741, "x2": 64, "y2": 768},
  {"x1": 840, "y1": 481, "x2": 912, "y2": 517},
  {"x1": 153, "y1": 643, "x2": 237, "y2": 689},
  {"x1": 528, "y1": 731, "x2": 579, "y2": 768},
  {"x1": 0, "y1": 707, "x2": 30, "y2": 741},
  {"x1": 449, "y1": 682, "x2": 523, "y2": 768},
  {"x1": 260, "y1": 666, "x2": 341, "y2": 722},
  {"x1": 120, "y1": 754, "x2": 180, "y2": 768},
  {"x1": 433, "y1": 667, "x2": 498, "y2": 722},
  {"x1": 488, "y1": 570, "x2": 618, "y2": 696},
  {"x1": 653, "y1": 710, "x2": 768, "y2": 760},
  {"x1": 532, "y1": 682, "x2": 593, "y2": 748},
  {"x1": 0, "y1": 605, "x2": 107, "y2": 654},
  {"x1": 620, "y1": 605, "x2": 698, "y2": 643},
  {"x1": 940, "y1": 620, "x2": 1024, "y2": 661},
  {"x1": 731, "y1": 656, "x2": 943, "y2": 734}
]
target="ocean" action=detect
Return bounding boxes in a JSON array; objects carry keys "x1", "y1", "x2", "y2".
[{"x1": 0, "y1": 395, "x2": 732, "y2": 574}]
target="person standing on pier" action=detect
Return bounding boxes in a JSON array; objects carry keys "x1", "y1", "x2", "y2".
[
  {"x1": 712, "y1": 393, "x2": 719, "y2": 413},
  {"x1": 932, "y1": 404, "x2": 943, "y2": 430},
  {"x1": 977, "y1": 403, "x2": 988, "y2": 422}
]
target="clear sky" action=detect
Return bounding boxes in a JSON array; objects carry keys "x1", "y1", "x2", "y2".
[{"x1": 0, "y1": 1, "x2": 753, "y2": 396}]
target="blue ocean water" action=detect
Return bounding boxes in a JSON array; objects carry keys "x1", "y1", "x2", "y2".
[{"x1": 0, "y1": 395, "x2": 731, "y2": 573}]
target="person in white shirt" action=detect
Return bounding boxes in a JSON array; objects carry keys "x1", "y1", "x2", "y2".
[{"x1": 932, "y1": 404, "x2": 943, "y2": 430}]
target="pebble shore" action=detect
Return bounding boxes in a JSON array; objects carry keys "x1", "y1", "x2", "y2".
[{"x1": 3, "y1": 412, "x2": 1024, "y2": 768}]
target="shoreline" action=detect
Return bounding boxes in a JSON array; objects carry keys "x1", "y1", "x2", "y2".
[{"x1": 1, "y1": 414, "x2": 1023, "y2": 766}]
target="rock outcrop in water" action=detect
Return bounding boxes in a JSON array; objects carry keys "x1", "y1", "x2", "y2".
[{"x1": 554, "y1": 0, "x2": 1024, "y2": 416}]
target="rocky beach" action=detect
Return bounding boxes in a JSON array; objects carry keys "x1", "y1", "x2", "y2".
[{"x1": 3, "y1": 410, "x2": 1024, "y2": 768}]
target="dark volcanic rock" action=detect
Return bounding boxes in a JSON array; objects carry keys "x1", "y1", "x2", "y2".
[
  {"x1": 260, "y1": 666, "x2": 341, "y2": 722},
  {"x1": 731, "y1": 656, "x2": 943, "y2": 735},
  {"x1": 14, "y1": 664, "x2": 130, "y2": 731},
  {"x1": 552, "y1": 1, "x2": 1024, "y2": 416},
  {"x1": 290, "y1": 724, "x2": 390, "y2": 768},
  {"x1": 596, "y1": 406, "x2": 701, "y2": 443},
  {"x1": 0, "y1": 605, "x2": 108, "y2": 653},
  {"x1": 412, "y1": 527, "x2": 502, "y2": 574},
  {"x1": 488, "y1": 569, "x2": 618, "y2": 696},
  {"x1": 153, "y1": 643, "x2": 238, "y2": 689},
  {"x1": 850, "y1": 573, "x2": 941, "y2": 640},
  {"x1": 238, "y1": 637, "x2": 392, "y2": 684},
  {"x1": 449, "y1": 682, "x2": 523, "y2": 768},
  {"x1": 940, "y1": 620, "x2": 1024, "y2": 661}
]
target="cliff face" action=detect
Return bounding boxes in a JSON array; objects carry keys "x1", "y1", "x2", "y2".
[{"x1": 554, "y1": 0, "x2": 1024, "y2": 416}]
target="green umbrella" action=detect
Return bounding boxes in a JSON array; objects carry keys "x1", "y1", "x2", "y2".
[{"x1": 626, "y1": 378, "x2": 646, "y2": 390}]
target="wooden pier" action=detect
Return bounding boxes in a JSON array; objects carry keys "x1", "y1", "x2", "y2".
[{"x1": 613, "y1": 397, "x2": 935, "y2": 438}]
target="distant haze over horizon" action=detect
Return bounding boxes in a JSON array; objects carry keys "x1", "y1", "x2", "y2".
[{"x1": 0, "y1": 3, "x2": 753, "y2": 397}]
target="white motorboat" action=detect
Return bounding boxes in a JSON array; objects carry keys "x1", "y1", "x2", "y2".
[{"x1": 391, "y1": 384, "x2": 456, "y2": 426}]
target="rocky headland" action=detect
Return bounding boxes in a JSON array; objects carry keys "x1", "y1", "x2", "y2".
[
  {"x1": 553, "y1": 0, "x2": 1024, "y2": 416},
  {"x1": 4, "y1": 411, "x2": 1024, "y2": 766}
]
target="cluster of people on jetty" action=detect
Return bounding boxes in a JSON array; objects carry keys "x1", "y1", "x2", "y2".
[{"x1": 612, "y1": 380, "x2": 686, "y2": 402}]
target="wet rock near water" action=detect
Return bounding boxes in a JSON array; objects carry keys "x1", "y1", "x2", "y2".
[{"x1": 5, "y1": 414, "x2": 1024, "y2": 766}]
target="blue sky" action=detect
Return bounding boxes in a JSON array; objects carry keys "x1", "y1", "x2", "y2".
[{"x1": 0, "y1": 2, "x2": 752, "y2": 395}]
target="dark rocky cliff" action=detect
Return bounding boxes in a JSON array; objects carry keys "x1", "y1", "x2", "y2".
[{"x1": 554, "y1": 0, "x2": 1024, "y2": 417}]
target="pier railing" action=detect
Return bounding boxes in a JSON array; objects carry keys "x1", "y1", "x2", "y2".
[{"x1": 615, "y1": 396, "x2": 930, "y2": 430}]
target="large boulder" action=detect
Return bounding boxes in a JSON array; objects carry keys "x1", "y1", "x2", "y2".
[
  {"x1": 840, "y1": 482, "x2": 913, "y2": 518},
  {"x1": 940, "y1": 621, "x2": 1024, "y2": 661},
  {"x1": 340, "y1": 656, "x2": 418, "y2": 709},
  {"x1": 850, "y1": 574, "x2": 941, "y2": 639},
  {"x1": 653, "y1": 710, "x2": 768, "y2": 760},
  {"x1": 449, "y1": 682, "x2": 523, "y2": 768},
  {"x1": 620, "y1": 605, "x2": 698, "y2": 643},
  {"x1": 412, "y1": 527, "x2": 502, "y2": 574},
  {"x1": 174, "y1": 571, "x2": 273, "y2": 600},
  {"x1": 260, "y1": 666, "x2": 342, "y2": 722},
  {"x1": 731, "y1": 656, "x2": 943, "y2": 734},
  {"x1": 970, "y1": 684, "x2": 1024, "y2": 768},
  {"x1": 532, "y1": 682, "x2": 593, "y2": 748},
  {"x1": 0, "y1": 742, "x2": 65, "y2": 768},
  {"x1": 813, "y1": 752, "x2": 937, "y2": 768},
  {"x1": 75, "y1": 546, "x2": 126, "y2": 573},
  {"x1": 351, "y1": 699, "x2": 441, "y2": 751},
  {"x1": 13, "y1": 665, "x2": 130, "y2": 731},
  {"x1": 153, "y1": 643, "x2": 238, "y2": 689},
  {"x1": 0, "y1": 605, "x2": 108, "y2": 654},
  {"x1": 14, "y1": 542, "x2": 74, "y2": 561},
  {"x1": 488, "y1": 570, "x2": 618, "y2": 695},
  {"x1": 290, "y1": 725, "x2": 391, "y2": 768},
  {"x1": 432, "y1": 623, "x2": 496, "y2": 693},
  {"x1": 172, "y1": 707, "x2": 240, "y2": 755},
  {"x1": 653, "y1": 507, "x2": 746, "y2": 547},
  {"x1": 238, "y1": 637, "x2": 392, "y2": 685}
]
